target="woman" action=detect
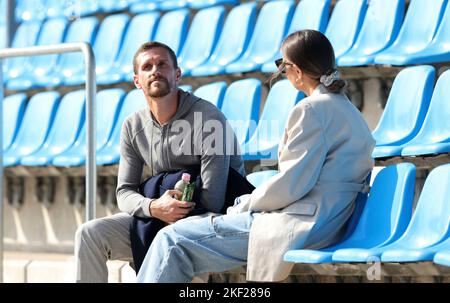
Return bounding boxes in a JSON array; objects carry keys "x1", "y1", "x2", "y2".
[{"x1": 137, "y1": 30, "x2": 375, "y2": 282}]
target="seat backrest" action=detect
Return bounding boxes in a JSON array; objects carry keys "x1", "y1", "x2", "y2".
[
  {"x1": 194, "y1": 81, "x2": 227, "y2": 109},
  {"x1": 15, "y1": 0, "x2": 46, "y2": 22},
  {"x1": 116, "y1": 12, "x2": 160, "y2": 70},
  {"x1": 8, "y1": 91, "x2": 60, "y2": 156},
  {"x1": 205, "y1": 2, "x2": 257, "y2": 67},
  {"x1": 154, "y1": 9, "x2": 190, "y2": 56},
  {"x1": 240, "y1": 0, "x2": 295, "y2": 62},
  {"x1": 383, "y1": 0, "x2": 446, "y2": 53},
  {"x1": 3, "y1": 20, "x2": 41, "y2": 72},
  {"x1": 58, "y1": 17, "x2": 99, "y2": 71},
  {"x1": 3, "y1": 93, "x2": 27, "y2": 151},
  {"x1": 92, "y1": 14, "x2": 129, "y2": 69},
  {"x1": 393, "y1": 164, "x2": 450, "y2": 248},
  {"x1": 325, "y1": 0, "x2": 367, "y2": 58},
  {"x1": 244, "y1": 79, "x2": 303, "y2": 156},
  {"x1": 0, "y1": 24, "x2": 6, "y2": 49},
  {"x1": 404, "y1": 69, "x2": 450, "y2": 145},
  {"x1": 288, "y1": 0, "x2": 331, "y2": 34},
  {"x1": 427, "y1": 0, "x2": 450, "y2": 47},
  {"x1": 341, "y1": 163, "x2": 416, "y2": 247},
  {"x1": 372, "y1": 65, "x2": 435, "y2": 146},
  {"x1": 38, "y1": 90, "x2": 86, "y2": 155},
  {"x1": 30, "y1": 17, "x2": 68, "y2": 70},
  {"x1": 102, "y1": 89, "x2": 147, "y2": 149},
  {"x1": 178, "y1": 6, "x2": 225, "y2": 71},
  {"x1": 345, "y1": 0, "x2": 405, "y2": 55},
  {"x1": 221, "y1": 78, "x2": 261, "y2": 145}
]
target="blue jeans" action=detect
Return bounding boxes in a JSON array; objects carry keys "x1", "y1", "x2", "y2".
[{"x1": 136, "y1": 212, "x2": 255, "y2": 282}]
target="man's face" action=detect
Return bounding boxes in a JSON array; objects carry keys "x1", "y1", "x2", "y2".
[{"x1": 133, "y1": 47, "x2": 181, "y2": 98}]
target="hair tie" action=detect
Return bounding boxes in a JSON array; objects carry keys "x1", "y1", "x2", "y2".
[{"x1": 320, "y1": 70, "x2": 340, "y2": 86}]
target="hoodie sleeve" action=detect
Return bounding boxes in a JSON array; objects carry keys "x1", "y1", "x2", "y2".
[{"x1": 116, "y1": 119, "x2": 154, "y2": 217}]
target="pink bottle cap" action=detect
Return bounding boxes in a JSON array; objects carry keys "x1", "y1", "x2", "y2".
[{"x1": 182, "y1": 173, "x2": 191, "y2": 182}]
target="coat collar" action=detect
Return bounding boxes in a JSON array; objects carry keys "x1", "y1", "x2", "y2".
[{"x1": 311, "y1": 84, "x2": 328, "y2": 97}]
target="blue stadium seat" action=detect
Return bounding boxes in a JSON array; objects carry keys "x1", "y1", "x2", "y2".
[
  {"x1": 371, "y1": 65, "x2": 435, "y2": 158},
  {"x1": 401, "y1": 69, "x2": 450, "y2": 156},
  {"x1": 190, "y1": 2, "x2": 256, "y2": 77},
  {"x1": 0, "y1": 0, "x2": 5, "y2": 24},
  {"x1": 2, "y1": 20, "x2": 41, "y2": 83},
  {"x1": 3, "y1": 93, "x2": 27, "y2": 151},
  {"x1": 333, "y1": 163, "x2": 450, "y2": 263},
  {"x1": 99, "y1": 0, "x2": 132, "y2": 12},
  {"x1": 179, "y1": 84, "x2": 192, "y2": 92},
  {"x1": 283, "y1": 163, "x2": 415, "y2": 264},
  {"x1": 52, "y1": 89, "x2": 126, "y2": 167},
  {"x1": 260, "y1": 0, "x2": 331, "y2": 72},
  {"x1": 0, "y1": 24, "x2": 6, "y2": 49},
  {"x1": 14, "y1": 0, "x2": 46, "y2": 22},
  {"x1": 337, "y1": 0, "x2": 405, "y2": 67},
  {"x1": 34, "y1": 17, "x2": 99, "y2": 88},
  {"x1": 221, "y1": 79, "x2": 261, "y2": 145},
  {"x1": 97, "y1": 12, "x2": 160, "y2": 85},
  {"x1": 64, "y1": 14, "x2": 130, "y2": 86},
  {"x1": 434, "y1": 250, "x2": 450, "y2": 267},
  {"x1": 97, "y1": 89, "x2": 147, "y2": 166},
  {"x1": 241, "y1": 79, "x2": 304, "y2": 160},
  {"x1": 153, "y1": 9, "x2": 190, "y2": 56},
  {"x1": 193, "y1": 81, "x2": 227, "y2": 108},
  {"x1": 325, "y1": 0, "x2": 367, "y2": 60},
  {"x1": 246, "y1": 170, "x2": 278, "y2": 187},
  {"x1": 3, "y1": 91, "x2": 60, "y2": 167},
  {"x1": 20, "y1": 90, "x2": 86, "y2": 166},
  {"x1": 158, "y1": 0, "x2": 188, "y2": 11},
  {"x1": 7, "y1": 17, "x2": 69, "y2": 90},
  {"x1": 177, "y1": 6, "x2": 225, "y2": 76},
  {"x1": 374, "y1": 0, "x2": 447, "y2": 66},
  {"x1": 45, "y1": 0, "x2": 65, "y2": 18},
  {"x1": 130, "y1": 0, "x2": 160, "y2": 13},
  {"x1": 389, "y1": 2, "x2": 450, "y2": 65},
  {"x1": 188, "y1": 0, "x2": 239, "y2": 9},
  {"x1": 225, "y1": 0, "x2": 294, "y2": 74}
]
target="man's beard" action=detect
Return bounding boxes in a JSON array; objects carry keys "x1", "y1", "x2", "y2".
[{"x1": 145, "y1": 77, "x2": 172, "y2": 98}]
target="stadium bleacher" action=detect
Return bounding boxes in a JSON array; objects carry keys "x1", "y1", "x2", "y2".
[{"x1": 2, "y1": 0, "x2": 450, "y2": 283}]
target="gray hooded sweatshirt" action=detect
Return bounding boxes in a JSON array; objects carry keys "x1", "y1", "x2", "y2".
[{"x1": 116, "y1": 89, "x2": 245, "y2": 217}]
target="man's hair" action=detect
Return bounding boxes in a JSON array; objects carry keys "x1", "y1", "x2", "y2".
[{"x1": 132, "y1": 41, "x2": 178, "y2": 74}]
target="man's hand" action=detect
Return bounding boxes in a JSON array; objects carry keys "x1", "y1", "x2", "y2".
[{"x1": 149, "y1": 190, "x2": 196, "y2": 224}]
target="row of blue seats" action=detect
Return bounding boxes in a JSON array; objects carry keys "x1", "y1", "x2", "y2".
[
  {"x1": 372, "y1": 65, "x2": 450, "y2": 158},
  {"x1": 2, "y1": 0, "x2": 240, "y2": 22},
  {"x1": 6, "y1": 0, "x2": 450, "y2": 90},
  {"x1": 247, "y1": 163, "x2": 450, "y2": 268},
  {"x1": 2, "y1": 78, "x2": 302, "y2": 167}
]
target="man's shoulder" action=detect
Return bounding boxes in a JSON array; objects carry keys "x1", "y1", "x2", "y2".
[
  {"x1": 190, "y1": 98, "x2": 225, "y2": 120},
  {"x1": 123, "y1": 108, "x2": 150, "y2": 135}
]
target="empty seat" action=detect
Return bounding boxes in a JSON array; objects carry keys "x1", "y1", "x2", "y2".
[
  {"x1": 221, "y1": 79, "x2": 261, "y2": 145},
  {"x1": 14, "y1": 0, "x2": 46, "y2": 22},
  {"x1": 3, "y1": 93, "x2": 27, "y2": 151},
  {"x1": 97, "y1": 12, "x2": 160, "y2": 85},
  {"x1": 33, "y1": 16, "x2": 99, "y2": 88},
  {"x1": 241, "y1": 79, "x2": 304, "y2": 160},
  {"x1": 0, "y1": 24, "x2": 6, "y2": 49},
  {"x1": 20, "y1": 90, "x2": 86, "y2": 166},
  {"x1": 153, "y1": 9, "x2": 190, "y2": 56},
  {"x1": 177, "y1": 6, "x2": 225, "y2": 76},
  {"x1": 52, "y1": 89, "x2": 126, "y2": 167},
  {"x1": 7, "y1": 17, "x2": 69, "y2": 90},
  {"x1": 246, "y1": 170, "x2": 278, "y2": 187},
  {"x1": 371, "y1": 65, "x2": 435, "y2": 158},
  {"x1": 193, "y1": 81, "x2": 227, "y2": 108},
  {"x1": 225, "y1": 0, "x2": 295, "y2": 74},
  {"x1": 97, "y1": 89, "x2": 147, "y2": 165},
  {"x1": 390, "y1": 2, "x2": 450, "y2": 65},
  {"x1": 2, "y1": 20, "x2": 41, "y2": 83},
  {"x1": 190, "y1": 2, "x2": 256, "y2": 77},
  {"x1": 261, "y1": 0, "x2": 331, "y2": 72},
  {"x1": 324, "y1": 0, "x2": 367, "y2": 60},
  {"x1": 99, "y1": 0, "x2": 133, "y2": 12},
  {"x1": 64, "y1": 14, "x2": 130, "y2": 86},
  {"x1": 434, "y1": 250, "x2": 450, "y2": 267},
  {"x1": 401, "y1": 69, "x2": 450, "y2": 156},
  {"x1": 338, "y1": 0, "x2": 405, "y2": 66},
  {"x1": 374, "y1": 0, "x2": 447, "y2": 66},
  {"x1": 188, "y1": 0, "x2": 239, "y2": 9},
  {"x1": 3, "y1": 91, "x2": 60, "y2": 167},
  {"x1": 283, "y1": 163, "x2": 415, "y2": 264},
  {"x1": 333, "y1": 163, "x2": 450, "y2": 263},
  {"x1": 130, "y1": 0, "x2": 188, "y2": 13}
]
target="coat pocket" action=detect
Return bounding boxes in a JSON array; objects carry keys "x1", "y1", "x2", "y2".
[{"x1": 283, "y1": 203, "x2": 317, "y2": 217}]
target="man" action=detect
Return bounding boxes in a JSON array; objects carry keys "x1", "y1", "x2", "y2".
[{"x1": 74, "y1": 41, "x2": 244, "y2": 282}]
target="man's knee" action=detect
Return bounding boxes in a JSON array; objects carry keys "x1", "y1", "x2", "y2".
[{"x1": 74, "y1": 219, "x2": 104, "y2": 246}]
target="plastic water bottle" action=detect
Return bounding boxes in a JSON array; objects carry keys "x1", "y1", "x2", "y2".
[{"x1": 174, "y1": 173, "x2": 190, "y2": 194}]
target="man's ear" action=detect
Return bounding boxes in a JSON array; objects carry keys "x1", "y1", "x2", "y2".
[
  {"x1": 133, "y1": 74, "x2": 142, "y2": 89},
  {"x1": 175, "y1": 67, "x2": 182, "y2": 83}
]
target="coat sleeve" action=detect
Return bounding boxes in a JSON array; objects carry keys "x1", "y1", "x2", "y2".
[{"x1": 239, "y1": 103, "x2": 328, "y2": 212}]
